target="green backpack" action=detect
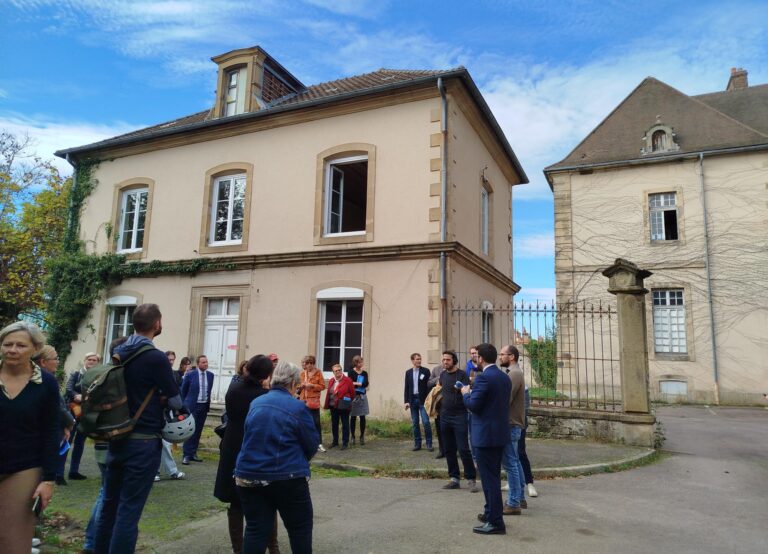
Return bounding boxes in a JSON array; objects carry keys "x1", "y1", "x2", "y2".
[{"x1": 78, "y1": 344, "x2": 157, "y2": 440}]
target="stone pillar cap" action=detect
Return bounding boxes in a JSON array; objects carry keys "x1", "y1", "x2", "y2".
[{"x1": 602, "y1": 258, "x2": 652, "y2": 295}]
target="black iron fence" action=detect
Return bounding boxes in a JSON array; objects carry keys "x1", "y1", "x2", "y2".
[{"x1": 450, "y1": 300, "x2": 621, "y2": 411}]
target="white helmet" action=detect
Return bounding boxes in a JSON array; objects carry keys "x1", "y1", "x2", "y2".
[{"x1": 162, "y1": 409, "x2": 196, "y2": 443}]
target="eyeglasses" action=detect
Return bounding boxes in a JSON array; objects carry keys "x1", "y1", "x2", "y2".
[{"x1": 46, "y1": 357, "x2": 60, "y2": 361}]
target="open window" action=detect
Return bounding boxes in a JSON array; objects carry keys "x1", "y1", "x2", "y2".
[
  {"x1": 649, "y1": 192, "x2": 678, "y2": 242},
  {"x1": 223, "y1": 67, "x2": 247, "y2": 117},
  {"x1": 314, "y1": 144, "x2": 376, "y2": 245}
]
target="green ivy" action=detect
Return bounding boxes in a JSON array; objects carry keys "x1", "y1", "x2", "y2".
[{"x1": 46, "y1": 160, "x2": 235, "y2": 365}]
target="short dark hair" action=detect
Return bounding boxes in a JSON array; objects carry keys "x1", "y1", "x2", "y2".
[
  {"x1": 165, "y1": 350, "x2": 176, "y2": 357},
  {"x1": 507, "y1": 345, "x2": 520, "y2": 362},
  {"x1": 179, "y1": 356, "x2": 192, "y2": 368},
  {"x1": 442, "y1": 350, "x2": 458, "y2": 365},
  {"x1": 410, "y1": 352, "x2": 421, "y2": 361},
  {"x1": 476, "y1": 343, "x2": 497, "y2": 366},
  {"x1": 132, "y1": 303, "x2": 162, "y2": 333},
  {"x1": 109, "y1": 336, "x2": 129, "y2": 357},
  {"x1": 196, "y1": 354, "x2": 207, "y2": 365},
  {"x1": 245, "y1": 354, "x2": 274, "y2": 384}
]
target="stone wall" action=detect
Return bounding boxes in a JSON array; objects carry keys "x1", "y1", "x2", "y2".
[{"x1": 529, "y1": 406, "x2": 656, "y2": 447}]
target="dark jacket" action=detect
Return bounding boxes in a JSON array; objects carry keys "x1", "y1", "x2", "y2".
[
  {"x1": 214, "y1": 379, "x2": 267, "y2": 503},
  {"x1": 404, "y1": 366, "x2": 431, "y2": 404},
  {"x1": 438, "y1": 369, "x2": 469, "y2": 416},
  {"x1": 462, "y1": 364, "x2": 511, "y2": 447},
  {"x1": 65, "y1": 369, "x2": 84, "y2": 403},
  {"x1": 180, "y1": 368, "x2": 214, "y2": 411},
  {"x1": 235, "y1": 387, "x2": 319, "y2": 481}
]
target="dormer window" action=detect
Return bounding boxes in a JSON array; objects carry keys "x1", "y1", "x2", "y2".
[
  {"x1": 224, "y1": 67, "x2": 247, "y2": 116},
  {"x1": 651, "y1": 130, "x2": 668, "y2": 152},
  {"x1": 641, "y1": 117, "x2": 680, "y2": 155}
]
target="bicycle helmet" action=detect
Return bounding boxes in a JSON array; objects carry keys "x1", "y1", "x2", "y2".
[{"x1": 162, "y1": 409, "x2": 196, "y2": 443}]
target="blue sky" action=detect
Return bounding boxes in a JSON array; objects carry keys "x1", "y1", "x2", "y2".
[{"x1": 2, "y1": 0, "x2": 767, "y2": 303}]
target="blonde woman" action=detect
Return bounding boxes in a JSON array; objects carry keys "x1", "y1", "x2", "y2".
[
  {"x1": 299, "y1": 355, "x2": 327, "y2": 452},
  {"x1": 0, "y1": 322, "x2": 61, "y2": 553},
  {"x1": 64, "y1": 351, "x2": 101, "y2": 481}
]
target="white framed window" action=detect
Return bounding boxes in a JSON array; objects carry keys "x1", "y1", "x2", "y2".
[
  {"x1": 206, "y1": 297, "x2": 240, "y2": 318},
  {"x1": 317, "y1": 298, "x2": 363, "y2": 375},
  {"x1": 210, "y1": 174, "x2": 246, "y2": 245},
  {"x1": 224, "y1": 67, "x2": 247, "y2": 117},
  {"x1": 480, "y1": 187, "x2": 490, "y2": 255},
  {"x1": 104, "y1": 305, "x2": 135, "y2": 359},
  {"x1": 652, "y1": 289, "x2": 687, "y2": 353},
  {"x1": 117, "y1": 188, "x2": 148, "y2": 253},
  {"x1": 323, "y1": 155, "x2": 368, "y2": 236},
  {"x1": 649, "y1": 192, "x2": 678, "y2": 242}
]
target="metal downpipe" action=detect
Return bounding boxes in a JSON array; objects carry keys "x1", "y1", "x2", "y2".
[
  {"x1": 699, "y1": 153, "x2": 720, "y2": 404},
  {"x1": 438, "y1": 78, "x2": 448, "y2": 350}
]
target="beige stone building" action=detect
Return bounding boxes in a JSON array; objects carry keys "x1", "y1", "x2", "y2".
[
  {"x1": 545, "y1": 68, "x2": 768, "y2": 405},
  {"x1": 56, "y1": 46, "x2": 527, "y2": 414}
]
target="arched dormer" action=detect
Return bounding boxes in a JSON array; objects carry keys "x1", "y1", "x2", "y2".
[{"x1": 641, "y1": 116, "x2": 680, "y2": 155}]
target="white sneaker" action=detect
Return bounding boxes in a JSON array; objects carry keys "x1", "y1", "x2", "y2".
[
  {"x1": 318, "y1": 444, "x2": 327, "y2": 453},
  {"x1": 32, "y1": 548, "x2": 41, "y2": 554},
  {"x1": 171, "y1": 472, "x2": 185, "y2": 480},
  {"x1": 32, "y1": 538, "x2": 41, "y2": 547},
  {"x1": 501, "y1": 484, "x2": 509, "y2": 491},
  {"x1": 527, "y1": 483, "x2": 538, "y2": 497},
  {"x1": 154, "y1": 474, "x2": 161, "y2": 482}
]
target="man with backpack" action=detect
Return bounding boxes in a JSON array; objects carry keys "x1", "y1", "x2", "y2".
[{"x1": 93, "y1": 303, "x2": 183, "y2": 554}]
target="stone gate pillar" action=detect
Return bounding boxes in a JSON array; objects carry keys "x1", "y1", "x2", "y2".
[{"x1": 602, "y1": 259, "x2": 652, "y2": 414}]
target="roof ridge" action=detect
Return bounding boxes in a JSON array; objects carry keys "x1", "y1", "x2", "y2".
[
  {"x1": 693, "y1": 82, "x2": 768, "y2": 98},
  {"x1": 685, "y1": 86, "x2": 768, "y2": 138}
]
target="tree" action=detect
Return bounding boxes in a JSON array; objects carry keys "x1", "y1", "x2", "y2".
[
  {"x1": 0, "y1": 131, "x2": 71, "y2": 327},
  {"x1": 525, "y1": 328, "x2": 558, "y2": 390}
]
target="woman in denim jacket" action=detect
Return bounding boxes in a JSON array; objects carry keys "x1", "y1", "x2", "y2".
[{"x1": 235, "y1": 361, "x2": 319, "y2": 553}]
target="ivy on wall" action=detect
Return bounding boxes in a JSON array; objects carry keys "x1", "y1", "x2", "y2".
[{"x1": 46, "y1": 160, "x2": 234, "y2": 365}]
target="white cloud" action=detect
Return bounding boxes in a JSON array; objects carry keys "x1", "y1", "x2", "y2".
[
  {"x1": 302, "y1": 0, "x2": 388, "y2": 18},
  {"x1": 514, "y1": 232, "x2": 554, "y2": 258},
  {"x1": 515, "y1": 288, "x2": 556, "y2": 304},
  {"x1": 0, "y1": 113, "x2": 142, "y2": 175}
]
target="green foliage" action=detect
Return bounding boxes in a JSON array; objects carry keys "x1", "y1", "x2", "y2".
[
  {"x1": 62, "y1": 160, "x2": 98, "y2": 254},
  {"x1": 526, "y1": 329, "x2": 558, "y2": 390},
  {"x1": 0, "y1": 131, "x2": 71, "y2": 327}
]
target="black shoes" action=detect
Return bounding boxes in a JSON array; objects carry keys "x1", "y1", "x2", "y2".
[
  {"x1": 69, "y1": 472, "x2": 87, "y2": 480},
  {"x1": 351, "y1": 437, "x2": 356, "y2": 445},
  {"x1": 477, "y1": 513, "x2": 488, "y2": 523},
  {"x1": 411, "y1": 446, "x2": 422, "y2": 451},
  {"x1": 360, "y1": 436, "x2": 365, "y2": 445},
  {"x1": 435, "y1": 453, "x2": 445, "y2": 459},
  {"x1": 182, "y1": 457, "x2": 190, "y2": 465},
  {"x1": 329, "y1": 443, "x2": 339, "y2": 449},
  {"x1": 473, "y1": 522, "x2": 506, "y2": 535},
  {"x1": 442, "y1": 481, "x2": 460, "y2": 490},
  {"x1": 55, "y1": 476, "x2": 67, "y2": 486},
  {"x1": 190, "y1": 456, "x2": 203, "y2": 462},
  {"x1": 340, "y1": 445, "x2": 347, "y2": 450}
]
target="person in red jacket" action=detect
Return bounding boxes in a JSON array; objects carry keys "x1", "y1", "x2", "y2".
[{"x1": 324, "y1": 364, "x2": 355, "y2": 449}]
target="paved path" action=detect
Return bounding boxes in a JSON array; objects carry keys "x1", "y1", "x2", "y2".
[{"x1": 155, "y1": 405, "x2": 768, "y2": 553}]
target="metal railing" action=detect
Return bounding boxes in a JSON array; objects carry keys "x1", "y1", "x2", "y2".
[{"x1": 450, "y1": 300, "x2": 620, "y2": 411}]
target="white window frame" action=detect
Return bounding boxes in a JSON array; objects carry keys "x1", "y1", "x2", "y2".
[
  {"x1": 206, "y1": 297, "x2": 240, "y2": 319},
  {"x1": 317, "y1": 296, "x2": 364, "y2": 378},
  {"x1": 481, "y1": 300, "x2": 494, "y2": 344},
  {"x1": 224, "y1": 67, "x2": 247, "y2": 117},
  {"x1": 209, "y1": 174, "x2": 246, "y2": 246},
  {"x1": 117, "y1": 188, "x2": 148, "y2": 253},
  {"x1": 480, "y1": 187, "x2": 490, "y2": 255},
  {"x1": 652, "y1": 289, "x2": 687, "y2": 354},
  {"x1": 649, "y1": 192, "x2": 678, "y2": 242},
  {"x1": 104, "y1": 304, "x2": 136, "y2": 360},
  {"x1": 323, "y1": 155, "x2": 368, "y2": 237}
]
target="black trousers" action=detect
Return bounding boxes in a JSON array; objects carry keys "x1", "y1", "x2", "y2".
[
  {"x1": 330, "y1": 408, "x2": 350, "y2": 446},
  {"x1": 440, "y1": 413, "x2": 476, "y2": 481},
  {"x1": 519, "y1": 426, "x2": 534, "y2": 484}
]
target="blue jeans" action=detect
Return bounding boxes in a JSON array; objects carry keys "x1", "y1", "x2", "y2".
[
  {"x1": 238, "y1": 478, "x2": 313, "y2": 554},
  {"x1": 94, "y1": 438, "x2": 162, "y2": 554},
  {"x1": 409, "y1": 397, "x2": 432, "y2": 447},
  {"x1": 183, "y1": 403, "x2": 209, "y2": 458},
  {"x1": 69, "y1": 427, "x2": 87, "y2": 475},
  {"x1": 84, "y1": 462, "x2": 107, "y2": 550},
  {"x1": 440, "y1": 413, "x2": 475, "y2": 481},
  {"x1": 159, "y1": 440, "x2": 179, "y2": 476},
  {"x1": 502, "y1": 426, "x2": 525, "y2": 507}
]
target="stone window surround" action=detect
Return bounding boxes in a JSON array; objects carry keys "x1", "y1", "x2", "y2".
[
  {"x1": 642, "y1": 185, "x2": 685, "y2": 246},
  {"x1": 110, "y1": 178, "x2": 155, "y2": 261},
  {"x1": 96, "y1": 290, "x2": 144, "y2": 358},
  {"x1": 307, "y1": 281, "x2": 373, "y2": 372},
  {"x1": 641, "y1": 123, "x2": 679, "y2": 155},
  {"x1": 646, "y1": 282, "x2": 695, "y2": 362},
  {"x1": 313, "y1": 143, "x2": 376, "y2": 246},
  {"x1": 198, "y1": 162, "x2": 254, "y2": 255},
  {"x1": 211, "y1": 50, "x2": 264, "y2": 119},
  {"x1": 479, "y1": 175, "x2": 494, "y2": 262}
]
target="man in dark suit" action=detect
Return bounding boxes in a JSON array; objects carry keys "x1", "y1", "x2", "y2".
[
  {"x1": 462, "y1": 343, "x2": 511, "y2": 535},
  {"x1": 181, "y1": 354, "x2": 214, "y2": 464},
  {"x1": 403, "y1": 353, "x2": 433, "y2": 452}
]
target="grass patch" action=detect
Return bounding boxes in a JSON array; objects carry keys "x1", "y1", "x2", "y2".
[
  {"x1": 530, "y1": 387, "x2": 568, "y2": 400},
  {"x1": 312, "y1": 466, "x2": 366, "y2": 478}
]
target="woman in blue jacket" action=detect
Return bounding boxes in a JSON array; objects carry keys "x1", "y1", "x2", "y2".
[{"x1": 236, "y1": 361, "x2": 319, "y2": 553}]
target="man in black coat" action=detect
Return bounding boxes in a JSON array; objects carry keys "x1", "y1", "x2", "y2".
[{"x1": 403, "y1": 353, "x2": 433, "y2": 451}]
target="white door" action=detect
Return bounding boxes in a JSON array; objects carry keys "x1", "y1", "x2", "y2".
[{"x1": 202, "y1": 297, "x2": 240, "y2": 403}]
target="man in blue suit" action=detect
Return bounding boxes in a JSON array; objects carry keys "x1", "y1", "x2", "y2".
[
  {"x1": 181, "y1": 354, "x2": 214, "y2": 464},
  {"x1": 461, "y1": 343, "x2": 511, "y2": 535}
]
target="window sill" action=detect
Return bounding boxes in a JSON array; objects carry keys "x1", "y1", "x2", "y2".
[
  {"x1": 198, "y1": 241, "x2": 247, "y2": 255},
  {"x1": 649, "y1": 239, "x2": 681, "y2": 246},
  {"x1": 315, "y1": 231, "x2": 372, "y2": 246},
  {"x1": 653, "y1": 352, "x2": 690, "y2": 362}
]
